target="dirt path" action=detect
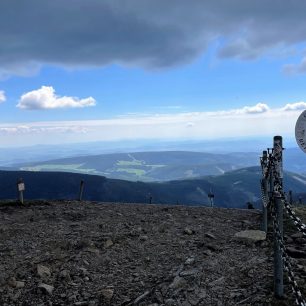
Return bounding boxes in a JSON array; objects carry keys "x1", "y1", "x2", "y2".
[{"x1": 0, "y1": 201, "x2": 296, "y2": 305}]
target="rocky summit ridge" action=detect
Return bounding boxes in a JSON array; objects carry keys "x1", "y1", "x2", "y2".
[{"x1": 0, "y1": 200, "x2": 305, "y2": 305}]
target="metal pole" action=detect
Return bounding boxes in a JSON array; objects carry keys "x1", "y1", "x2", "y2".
[
  {"x1": 262, "y1": 178, "x2": 268, "y2": 233},
  {"x1": 269, "y1": 153, "x2": 274, "y2": 202},
  {"x1": 78, "y1": 180, "x2": 84, "y2": 201},
  {"x1": 274, "y1": 194, "x2": 284, "y2": 298},
  {"x1": 262, "y1": 150, "x2": 268, "y2": 233},
  {"x1": 273, "y1": 136, "x2": 284, "y2": 298},
  {"x1": 273, "y1": 136, "x2": 283, "y2": 187}
]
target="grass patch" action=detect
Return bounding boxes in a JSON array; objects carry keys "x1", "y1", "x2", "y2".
[
  {"x1": 20, "y1": 164, "x2": 98, "y2": 174},
  {"x1": 116, "y1": 160, "x2": 144, "y2": 166},
  {"x1": 116, "y1": 168, "x2": 146, "y2": 176}
]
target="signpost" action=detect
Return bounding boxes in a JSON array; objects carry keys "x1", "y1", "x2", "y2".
[
  {"x1": 295, "y1": 110, "x2": 306, "y2": 153},
  {"x1": 17, "y1": 178, "x2": 25, "y2": 204},
  {"x1": 208, "y1": 189, "x2": 214, "y2": 207}
]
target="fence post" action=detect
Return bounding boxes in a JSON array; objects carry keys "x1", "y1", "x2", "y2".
[
  {"x1": 273, "y1": 136, "x2": 284, "y2": 298},
  {"x1": 268, "y1": 152, "x2": 274, "y2": 208},
  {"x1": 262, "y1": 150, "x2": 268, "y2": 233},
  {"x1": 78, "y1": 180, "x2": 84, "y2": 201},
  {"x1": 274, "y1": 193, "x2": 284, "y2": 298},
  {"x1": 273, "y1": 136, "x2": 283, "y2": 187}
]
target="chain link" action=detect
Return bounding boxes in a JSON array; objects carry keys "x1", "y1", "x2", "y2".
[
  {"x1": 271, "y1": 206, "x2": 306, "y2": 306},
  {"x1": 260, "y1": 180, "x2": 269, "y2": 208},
  {"x1": 262, "y1": 154, "x2": 306, "y2": 306}
]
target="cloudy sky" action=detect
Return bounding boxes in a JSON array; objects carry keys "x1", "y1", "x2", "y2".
[{"x1": 1, "y1": 0, "x2": 306, "y2": 147}]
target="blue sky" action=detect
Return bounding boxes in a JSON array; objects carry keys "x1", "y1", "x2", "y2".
[{"x1": 1, "y1": 1, "x2": 306, "y2": 147}]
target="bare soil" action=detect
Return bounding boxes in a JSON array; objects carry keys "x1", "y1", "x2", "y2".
[{"x1": 0, "y1": 201, "x2": 304, "y2": 306}]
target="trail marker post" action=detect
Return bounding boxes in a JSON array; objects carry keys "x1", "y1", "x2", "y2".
[
  {"x1": 17, "y1": 178, "x2": 25, "y2": 205},
  {"x1": 208, "y1": 190, "x2": 214, "y2": 207},
  {"x1": 78, "y1": 180, "x2": 84, "y2": 201}
]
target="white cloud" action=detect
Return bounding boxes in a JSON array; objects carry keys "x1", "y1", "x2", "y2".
[
  {"x1": 234, "y1": 103, "x2": 270, "y2": 114},
  {"x1": 1, "y1": 101, "x2": 304, "y2": 146},
  {"x1": 0, "y1": 90, "x2": 6, "y2": 103},
  {"x1": 0, "y1": 125, "x2": 91, "y2": 134},
  {"x1": 281, "y1": 101, "x2": 306, "y2": 111},
  {"x1": 17, "y1": 86, "x2": 96, "y2": 110}
]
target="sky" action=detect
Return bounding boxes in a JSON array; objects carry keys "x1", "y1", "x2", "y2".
[{"x1": 1, "y1": 0, "x2": 306, "y2": 147}]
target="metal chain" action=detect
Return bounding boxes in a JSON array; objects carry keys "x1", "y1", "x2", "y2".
[
  {"x1": 262, "y1": 152, "x2": 306, "y2": 306},
  {"x1": 260, "y1": 179, "x2": 269, "y2": 208},
  {"x1": 282, "y1": 199, "x2": 306, "y2": 237},
  {"x1": 267, "y1": 153, "x2": 306, "y2": 236},
  {"x1": 271, "y1": 207, "x2": 306, "y2": 306}
]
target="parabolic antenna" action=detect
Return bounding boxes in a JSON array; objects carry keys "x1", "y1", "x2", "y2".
[{"x1": 295, "y1": 110, "x2": 306, "y2": 153}]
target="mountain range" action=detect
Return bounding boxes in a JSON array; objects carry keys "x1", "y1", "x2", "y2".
[
  {"x1": 8, "y1": 148, "x2": 306, "y2": 182},
  {"x1": 1, "y1": 166, "x2": 306, "y2": 209}
]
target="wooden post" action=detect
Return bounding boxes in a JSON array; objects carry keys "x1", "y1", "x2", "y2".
[
  {"x1": 17, "y1": 178, "x2": 25, "y2": 205},
  {"x1": 78, "y1": 180, "x2": 84, "y2": 201}
]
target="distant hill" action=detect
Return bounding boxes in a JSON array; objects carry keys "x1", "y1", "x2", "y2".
[
  {"x1": 1, "y1": 167, "x2": 306, "y2": 208},
  {"x1": 13, "y1": 151, "x2": 261, "y2": 182},
  {"x1": 11, "y1": 149, "x2": 306, "y2": 182}
]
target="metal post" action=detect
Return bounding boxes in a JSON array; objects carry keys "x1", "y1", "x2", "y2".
[
  {"x1": 274, "y1": 194, "x2": 284, "y2": 298},
  {"x1": 269, "y1": 153, "x2": 274, "y2": 201},
  {"x1": 273, "y1": 136, "x2": 284, "y2": 298},
  {"x1": 262, "y1": 150, "x2": 268, "y2": 233},
  {"x1": 78, "y1": 180, "x2": 84, "y2": 201},
  {"x1": 273, "y1": 136, "x2": 283, "y2": 187},
  {"x1": 262, "y1": 178, "x2": 268, "y2": 233}
]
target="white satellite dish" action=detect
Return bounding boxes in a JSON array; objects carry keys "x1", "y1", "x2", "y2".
[{"x1": 295, "y1": 110, "x2": 306, "y2": 153}]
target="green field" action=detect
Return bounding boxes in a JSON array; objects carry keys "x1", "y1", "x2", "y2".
[
  {"x1": 116, "y1": 168, "x2": 146, "y2": 176},
  {"x1": 116, "y1": 160, "x2": 144, "y2": 166},
  {"x1": 21, "y1": 164, "x2": 98, "y2": 174}
]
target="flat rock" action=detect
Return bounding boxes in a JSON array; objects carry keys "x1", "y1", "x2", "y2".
[
  {"x1": 234, "y1": 230, "x2": 266, "y2": 243},
  {"x1": 287, "y1": 247, "x2": 306, "y2": 258},
  {"x1": 38, "y1": 283, "x2": 54, "y2": 295},
  {"x1": 184, "y1": 228, "x2": 194, "y2": 235},
  {"x1": 104, "y1": 239, "x2": 114, "y2": 248},
  {"x1": 100, "y1": 288, "x2": 114, "y2": 301},
  {"x1": 169, "y1": 276, "x2": 186, "y2": 289},
  {"x1": 37, "y1": 264, "x2": 51, "y2": 278},
  {"x1": 15, "y1": 281, "x2": 25, "y2": 288}
]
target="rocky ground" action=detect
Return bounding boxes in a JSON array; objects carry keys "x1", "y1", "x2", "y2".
[{"x1": 0, "y1": 200, "x2": 305, "y2": 306}]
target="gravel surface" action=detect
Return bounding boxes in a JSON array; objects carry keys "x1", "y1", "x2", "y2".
[{"x1": 0, "y1": 200, "x2": 304, "y2": 305}]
